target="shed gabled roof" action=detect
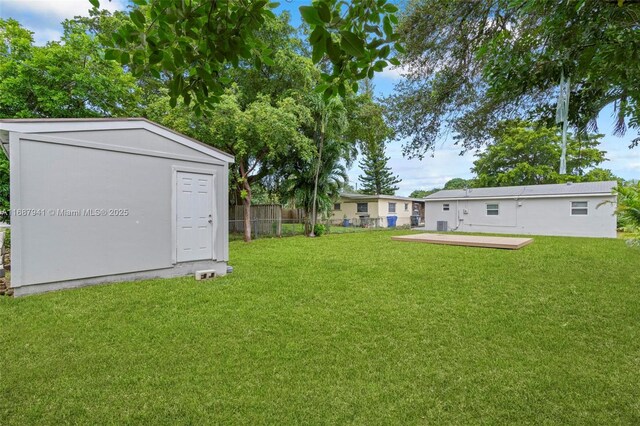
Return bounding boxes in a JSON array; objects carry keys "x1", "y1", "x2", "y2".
[
  {"x1": 0, "y1": 118, "x2": 234, "y2": 163},
  {"x1": 424, "y1": 181, "x2": 617, "y2": 200}
]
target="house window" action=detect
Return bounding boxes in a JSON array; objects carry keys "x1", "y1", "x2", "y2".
[
  {"x1": 357, "y1": 203, "x2": 368, "y2": 213},
  {"x1": 389, "y1": 202, "x2": 396, "y2": 213},
  {"x1": 442, "y1": 203, "x2": 450, "y2": 211},
  {"x1": 334, "y1": 203, "x2": 341, "y2": 210},
  {"x1": 486, "y1": 203, "x2": 499, "y2": 216},
  {"x1": 404, "y1": 203, "x2": 409, "y2": 212},
  {"x1": 571, "y1": 201, "x2": 588, "y2": 215}
]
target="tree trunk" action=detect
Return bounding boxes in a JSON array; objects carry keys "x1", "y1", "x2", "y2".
[
  {"x1": 310, "y1": 123, "x2": 325, "y2": 237},
  {"x1": 310, "y1": 141, "x2": 323, "y2": 236},
  {"x1": 240, "y1": 164, "x2": 252, "y2": 242},
  {"x1": 242, "y1": 183, "x2": 252, "y2": 242}
]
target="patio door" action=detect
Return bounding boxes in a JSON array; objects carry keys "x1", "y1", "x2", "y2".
[{"x1": 176, "y1": 172, "x2": 214, "y2": 262}]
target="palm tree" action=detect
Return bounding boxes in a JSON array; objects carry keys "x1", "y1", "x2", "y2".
[
  {"x1": 280, "y1": 141, "x2": 349, "y2": 235},
  {"x1": 615, "y1": 182, "x2": 640, "y2": 232},
  {"x1": 306, "y1": 93, "x2": 349, "y2": 236},
  {"x1": 599, "y1": 181, "x2": 640, "y2": 247}
]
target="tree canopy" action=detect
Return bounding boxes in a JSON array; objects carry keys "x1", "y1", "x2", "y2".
[
  {"x1": 389, "y1": 0, "x2": 640, "y2": 158},
  {"x1": 443, "y1": 178, "x2": 471, "y2": 190},
  {"x1": 409, "y1": 188, "x2": 440, "y2": 198},
  {"x1": 471, "y1": 120, "x2": 609, "y2": 187},
  {"x1": 0, "y1": 16, "x2": 143, "y2": 224},
  {"x1": 148, "y1": 88, "x2": 314, "y2": 241},
  {"x1": 141, "y1": 13, "x2": 361, "y2": 240},
  {"x1": 93, "y1": 0, "x2": 402, "y2": 113},
  {"x1": 0, "y1": 17, "x2": 140, "y2": 118}
]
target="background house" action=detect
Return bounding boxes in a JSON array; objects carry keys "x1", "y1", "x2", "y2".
[
  {"x1": 423, "y1": 181, "x2": 617, "y2": 238},
  {"x1": 0, "y1": 118, "x2": 233, "y2": 296},
  {"x1": 331, "y1": 193, "x2": 425, "y2": 228}
]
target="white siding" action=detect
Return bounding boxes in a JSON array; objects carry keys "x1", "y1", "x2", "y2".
[
  {"x1": 424, "y1": 196, "x2": 617, "y2": 238},
  {"x1": 53, "y1": 129, "x2": 205, "y2": 157},
  {"x1": 8, "y1": 124, "x2": 231, "y2": 295}
]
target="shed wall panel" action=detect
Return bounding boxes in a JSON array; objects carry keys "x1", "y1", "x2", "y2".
[
  {"x1": 49, "y1": 129, "x2": 207, "y2": 158},
  {"x1": 13, "y1": 136, "x2": 225, "y2": 287}
]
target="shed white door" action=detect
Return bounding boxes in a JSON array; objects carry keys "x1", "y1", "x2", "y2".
[{"x1": 176, "y1": 172, "x2": 214, "y2": 262}]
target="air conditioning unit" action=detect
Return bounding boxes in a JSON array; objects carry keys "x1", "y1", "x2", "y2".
[{"x1": 436, "y1": 221, "x2": 448, "y2": 232}]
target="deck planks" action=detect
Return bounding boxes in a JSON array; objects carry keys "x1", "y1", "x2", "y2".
[{"x1": 392, "y1": 233, "x2": 533, "y2": 250}]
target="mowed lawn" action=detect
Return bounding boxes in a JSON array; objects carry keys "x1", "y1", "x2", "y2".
[{"x1": 1, "y1": 231, "x2": 639, "y2": 424}]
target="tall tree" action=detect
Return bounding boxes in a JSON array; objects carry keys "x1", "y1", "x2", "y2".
[
  {"x1": 143, "y1": 14, "x2": 320, "y2": 242},
  {"x1": 147, "y1": 89, "x2": 313, "y2": 242},
  {"x1": 389, "y1": 0, "x2": 640, "y2": 158},
  {"x1": 471, "y1": 120, "x2": 607, "y2": 187},
  {"x1": 280, "y1": 140, "x2": 348, "y2": 234},
  {"x1": 358, "y1": 142, "x2": 401, "y2": 195},
  {"x1": 306, "y1": 93, "x2": 350, "y2": 236},
  {"x1": 0, "y1": 17, "x2": 142, "y2": 223},
  {"x1": 346, "y1": 82, "x2": 400, "y2": 195},
  {"x1": 349, "y1": 84, "x2": 400, "y2": 196},
  {"x1": 0, "y1": 18, "x2": 141, "y2": 118},
  {"x1": 344, "y1": 81, "x2": 393, "y2": 151}
]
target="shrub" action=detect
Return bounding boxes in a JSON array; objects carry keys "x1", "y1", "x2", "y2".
[
  {"x1": 313, "y1": 224, "x2": 326, "y2": 236},
  {"x1": 614, "y1": 182, "x2": 640, "y2": 246}
]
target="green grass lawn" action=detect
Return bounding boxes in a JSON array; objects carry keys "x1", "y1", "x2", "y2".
[{"x1": 1, "y1": 230, "x2": 639, "y2": 424}]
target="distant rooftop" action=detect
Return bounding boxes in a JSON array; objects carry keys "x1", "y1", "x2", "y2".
[
  {"x1": 424, "y1": 181, "x2": 617, "y2": 200},
  {"x1": 341, "y1": 193, "x2": 424, "y2": 202}
]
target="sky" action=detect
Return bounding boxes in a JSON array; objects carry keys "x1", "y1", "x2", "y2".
[{"x1": 2, "y1": 0, "x2": 639, "y2": 196}]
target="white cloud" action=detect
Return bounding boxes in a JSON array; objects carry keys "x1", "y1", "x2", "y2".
[
  {"x1": 348, "y1": 140, "x2": 476, "y2": 196},
  {"x1": 0, "y1": 0, "x2": 128, "y2": 44},
  {"x1": 377, "y1": 64, "x2": 409, "y2": 80},
  {"x1": 604, "y1": 144, "x2": 640, "y2": 176},
  {"x1": 31, "y1": 28, "x2": 65, "y2": 45},
  {"x1": 349, "y1": 129, "x2": 640, "y2": 197},
  {"x1": 1, "y1": 0, "x2": 127, "y2": 19}
]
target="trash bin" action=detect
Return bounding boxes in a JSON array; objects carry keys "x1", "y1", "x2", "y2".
[
  {"x1": 387, "y1": 215, "x2": 398, "y2": 227},
  {"x1": 410, "y1": 215, "x2": 419, "y2": 227}
]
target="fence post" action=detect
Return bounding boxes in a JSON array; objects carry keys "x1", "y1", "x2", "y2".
[{"x1": 277, "y1": 216, "x2": 282, "y2": 237}]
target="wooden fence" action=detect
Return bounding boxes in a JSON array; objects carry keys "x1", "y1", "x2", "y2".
[{"x1": 282, "y1": 208, "x2": 305, "y2": 221}]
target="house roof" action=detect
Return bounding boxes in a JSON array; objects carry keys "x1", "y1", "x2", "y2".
[
  {"x1": 424, "y1": 181, "x2": 617, "y2": 200},
  {"x1": 0, "y1": 118, "x2": 234, "y2": 163},
  {"x1": 340, "y1": 193, "x2": 425, "y2": 202}
]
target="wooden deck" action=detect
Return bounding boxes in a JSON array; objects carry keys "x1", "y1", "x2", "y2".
[{"x1": 392, "y1": 233, "x2": 533, "y2": 250}]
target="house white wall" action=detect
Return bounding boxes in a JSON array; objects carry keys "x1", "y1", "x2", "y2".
[
  {"x1": 424, "y1": 195, "x2": 617, "y2": 238},
  {"x1": 6, "y1": 122, "x2": 232, "y2": 296}
]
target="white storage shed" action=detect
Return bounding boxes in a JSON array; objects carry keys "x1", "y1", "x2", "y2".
[{"x1": 0, "y1": 118, "x2": 233, "y2": 296}]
